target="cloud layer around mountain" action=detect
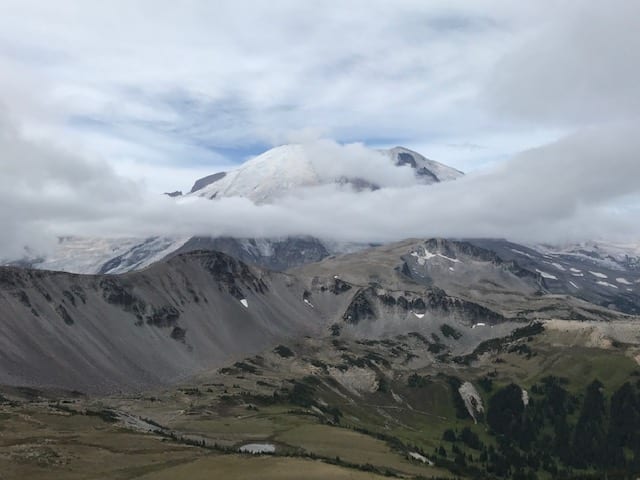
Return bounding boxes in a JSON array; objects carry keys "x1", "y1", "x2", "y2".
[
  {"x1": 1, "y1": 1, "x2": 639, "y2": 258},
  {"x1": 2, "y1": 118, "x2": 639, "y2": 260}
]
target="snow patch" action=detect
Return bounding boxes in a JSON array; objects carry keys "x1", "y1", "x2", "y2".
[
  {"x1": 550, "y1": 262, "x2": 566, "y2": 271},
  {"x1": 240, "y1": 299, "x2": 249, "y2": 308},
  {"x1": 410, "y1": 248, "x2": 460, "y2": 265},
  {"x1": 472, "y1": 323, "x2": 486, "y2": 329},
  {"x1": 616, "y1": 277, "x2": 632, "y2": 285},
  {"x1": 569, "y1": 281, "x2": 579, "y2": 289},
  {"x1": 570, "y1": 268, "x2": 582, "y2": 273},
  {"x1": 596, "y1": 281, "x2": 618, "y2": 289},
  {"x1": 239, "y1": 443, "x2": 275, "y2": 454},
  {"x1": 303, "y1": 298, "x2": 314, "y2": 308},
  {"x1": 536, "y1": 269, "x2": 558, "y2": 280},
  {"x1": 413, "y1": 312, "x2": 425, "y2": 319},
  {"x1": 410, "y1": 249, "x2": 436, "y2": 265},
  {"x1": 438, "y1": 253, "x2": 460, "y2": 263},
  {"x1": 522, "y1": 388, "x2": 529, "y2": 407},
  {"x1": 511, "y1": 248, "x2": 533, "y2": 258},
  {"x1": 589, "y1": 271, "x2": 608, "y2": 279},
  {"x1": 408, "y1": 452, "x2": 433, "y2": 466}
]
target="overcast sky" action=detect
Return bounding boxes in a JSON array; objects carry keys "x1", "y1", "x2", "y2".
[{"x1": 1, "y1": 0, "x2": 639, "y2": 258}]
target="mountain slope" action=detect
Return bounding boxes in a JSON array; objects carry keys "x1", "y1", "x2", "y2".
[
  {"x1": 292, "y1": 238, "x2": 639, "y2": 321},
  {"x1": 0, "y1": 251, "x2": 321, "y2": 392},
  {"x1": 2, "y1": 238, "x2": 638, "y2": 394}
]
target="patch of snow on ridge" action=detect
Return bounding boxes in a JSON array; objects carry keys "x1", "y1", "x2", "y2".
[
  {"x1": 589, "y1": 271, "x2": 608, "y2": 279},
  {"x1": 569, "y1": 281, "x2": 579, "y2": 289},
  {"x1": 411, "y1": 249, "x2": 436, "y2": 265},
  {"x1": 522, "y1": 388, "x2": 529, "y2": 407},
  {"x1": 408, "y1": 452, "x2": 434, "y2": 465},
  {"x1": 240, "y1": 299, "x2": 249, "y2": 308},
  {"x1": 410, "y1": 248, "x2": 460, "y2": 265},
  {"x1": 303, "y1": 298, "x2": 314, "y2": 308},
  {"x1": 616, "y1": 278, "x2": 632, "y2": 285},
  {"x1": 536, "y1": 269, "x2": 558, "y2": 280},
  {"x1": 413, "y1": 312, "x2": 425, "y2": 319},
  {"x1": 596, "y1": 281, "x2": 618, "y2": 289},
  {"x1": 438, "y1": 253, "x2": 460, "y2": 263}
]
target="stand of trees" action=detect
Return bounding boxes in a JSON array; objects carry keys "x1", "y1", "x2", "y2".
[{"x1": 441, "y1": 376, "x2": 640, "y2": 478}]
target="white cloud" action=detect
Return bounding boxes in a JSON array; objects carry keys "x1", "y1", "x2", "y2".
[
  {"x1": 303, "y1": 139, "x2": 417, "y2": 187},
  {"x1": 0, "y1": 0, "x2": 558, "y2": 189},
  {"x1": 484, "y1": 1, "x2": 640, "y2": 126}
]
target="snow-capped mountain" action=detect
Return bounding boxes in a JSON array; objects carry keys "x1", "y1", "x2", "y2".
[
  {"x1": 188, "y1": 144, "x2": 464, "y2": 203},
  {"x1": 530, "y1": 241, "x2": 640, "y2": 272},
  {"x1": 10, "y1": 144, "x2": 462, "y2": 274}
]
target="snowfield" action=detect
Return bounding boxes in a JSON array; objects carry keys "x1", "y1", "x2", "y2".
[{"x1": 239, "y1": 443, "x2": 275, "y2": 454}]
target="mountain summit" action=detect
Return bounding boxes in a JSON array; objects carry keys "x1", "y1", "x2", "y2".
[{"x1": 188, "y1": 144, "x2": 463, "y2": 203}]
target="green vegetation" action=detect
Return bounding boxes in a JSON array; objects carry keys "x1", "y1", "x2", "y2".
[
  {"x1": 3, "y1": 324, "x2": 640, "y2": 479},
  {"x1": 455, "y1": 322, "x2": 544, "y2": 365},
  {"x1": 439, "y1": 324, "x2": 463, "y2": 340},
  {"x1": 274, "y1": 345, "x2": 295, "y2": 358}
]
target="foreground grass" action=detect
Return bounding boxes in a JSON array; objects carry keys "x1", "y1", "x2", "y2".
[
  {"x1": 135, "y1": 455, "x2": 393, "y2": 480},
  {"x1": 0, "y1": 404, "x2": 204, "y2": 480}
]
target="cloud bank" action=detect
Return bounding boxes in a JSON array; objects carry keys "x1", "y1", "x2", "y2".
[
  {"x1": 0, "y1": 0, "x2": 610, "y2": 191},
  {"x1": 1, "y1": 118, "x2": 639, "y2": 260}
]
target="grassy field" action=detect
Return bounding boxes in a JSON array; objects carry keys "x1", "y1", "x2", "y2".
[
  {"x1": 135, "y1": 455, "x2": 392, "y2": 480},
  {"x1": 0, "y1": 403, "x2": 204, "y2": 480},
  {"x1": 471, "y1": 329, "x2": 640, "y2": 393},
  {"x1": 274, "y1": 423, "x2": 451, "y2": 477}
]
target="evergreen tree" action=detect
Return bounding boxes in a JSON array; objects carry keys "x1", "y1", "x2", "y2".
[{"x1": 571, "y1": 380, "x2": 606, "y2": 467}]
